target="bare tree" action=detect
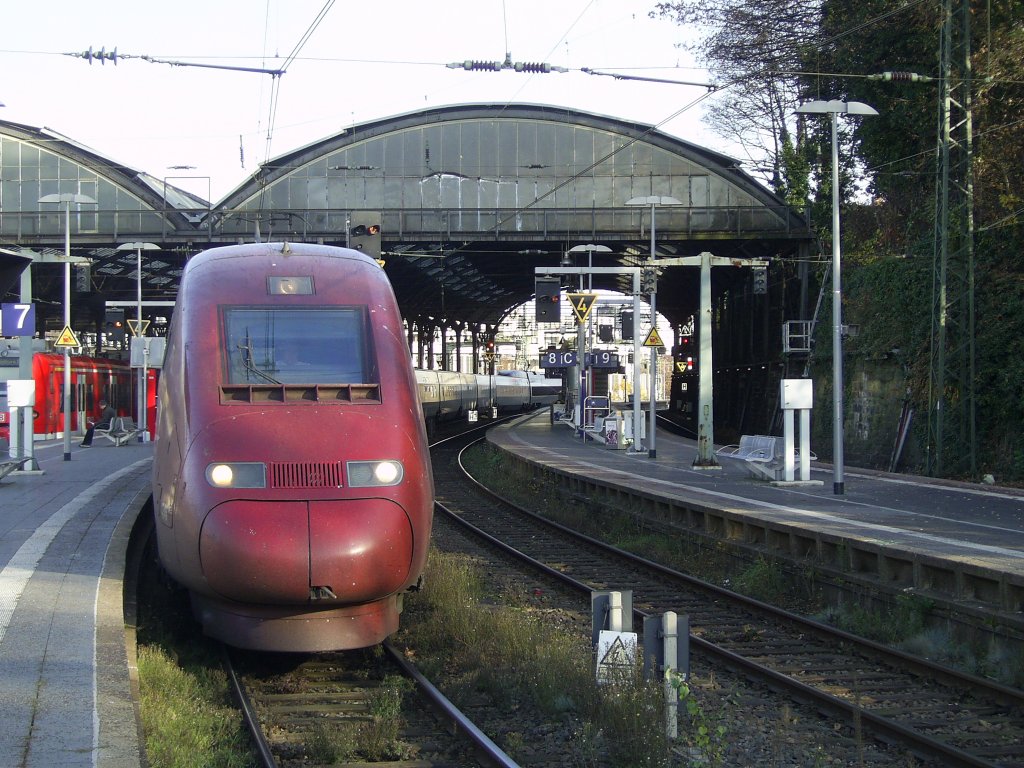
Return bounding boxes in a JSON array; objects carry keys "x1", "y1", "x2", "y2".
[{"x1": 653, "y1": 0, "x2": 822, "y2": 194}]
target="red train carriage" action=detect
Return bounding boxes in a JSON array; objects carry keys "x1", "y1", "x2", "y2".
[
  {"x1": 0, "y1": 352, "x2": 134, "y2": 442},
  {"x1": 152, "y1": 242, "x2": 433, "y2": 652}
]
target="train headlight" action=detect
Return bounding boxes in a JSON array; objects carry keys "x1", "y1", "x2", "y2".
[
  {"x1": 205, "y1": 462, "x2": 267, "y2": 488},
  {"x1": 346, "y1": 460, "x2": 404, "y2": 487}
]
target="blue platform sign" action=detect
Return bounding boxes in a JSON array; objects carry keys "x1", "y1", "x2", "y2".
[
  {"x1": 588, "y1": 350, "x2": 620, "y2": 368},
  {"x1": 540, "y1": 350, "x2": 577, "y2": 368},
  {"x1": 1, "y1": 303, "x2": 35, "y2": 336}
]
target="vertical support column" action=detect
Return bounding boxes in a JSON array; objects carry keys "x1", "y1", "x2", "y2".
[
  {"x1": 783, "y1": 408, "x2": 796, "y2": 482},
  {"x1": 800, "y1": 408, "x2": 812, "y2": 480},
  {"x1": 17, "y1": 266, "x2": 38, "y2": 469},
  {"x1": 62, "y1": 203, "x2": 72, "y2": 462},
  {"x1": 693, "y1": 252, "x2": 717, "y2": 467},
  {"x1": 632, "y1": 279, "x2": 643, "y2": 452},
  {"x1": 452, "y1": 322, "x2": 463, "y2": 372}
]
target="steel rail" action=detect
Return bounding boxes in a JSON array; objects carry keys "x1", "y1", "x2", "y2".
[
  {"x1": 222, "y1": 646, "x2": 278, "y2": 768},
  {"x1": 439, "y1": 434, "x2": 1019, "y2": 768},
  {"x1": 382, "y1": 641, "x2": 520, "y2": 768}
]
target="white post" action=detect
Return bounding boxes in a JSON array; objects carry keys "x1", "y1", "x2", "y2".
[
  {"x1": 648, "y1": 202, "x2": 658, "y2": 458},
  {"x1": 137, "y1": 246, "x2": 146, "y2": 441},
  {"x1": 62, "y1": 201, "x2": 72, "y2": 461},
  {"x1": 662, "y1": 611, "x2": 679, "y2": 739},
  {"x1": 784, "y1": 409, "x2": 796, "y2": 482},
  {"x1": 608, "y1": 591, "x2": 623, "y2": 633},
  {"x1": 800, "y1": 408, "x2": 812, "y2": 480},
  {"x1": 18, "y1": 266, "x2": 38, "y2": 469},
  {"x1": 119, "y1": 241, "x2": 160, "y2": 441},
  {"x1": 40, "y1": 192, "x2": 96, "y2": 460},
  {"x1": 694, "y1": 252, "x2": 716, "y2": 466},
  {"x1": 830, "y1": 110, "x2": 845, "y2": 495},
  {"x1": 633, "y1": 278, "x2": 642, "y2": 451}
]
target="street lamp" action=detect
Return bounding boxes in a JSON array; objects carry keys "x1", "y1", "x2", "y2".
[
  {"x1": 117, "y1": 242, "x2": 160, "y2": 442},
  {"x1": 38, "y1": 192, "x2": 97, "y2": 460},
  {"x1": 795, "y1": 99, "x2": 878, "y2": 495},
  {"x1": 626, "y1": 195, "x2": 682, "y2": 458}
]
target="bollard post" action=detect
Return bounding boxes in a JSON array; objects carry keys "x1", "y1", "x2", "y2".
[
  {"x1": 643, "y1": 611, "x2": 689, "y2": 741},
  {"x1": 591, "y1": 590, "x2": 633, "y2": 648}
]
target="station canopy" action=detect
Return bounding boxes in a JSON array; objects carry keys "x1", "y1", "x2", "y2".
[{"x1": 0, "y1": 105, "x2": 811, "y2": 330}]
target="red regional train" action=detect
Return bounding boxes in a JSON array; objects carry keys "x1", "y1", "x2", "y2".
[
  {"x1": 151, "y1": 242, "x2": 434, "y2": 653},
  {"x1": 0, "y1": 347, "x2": 151, "y2": 443}
]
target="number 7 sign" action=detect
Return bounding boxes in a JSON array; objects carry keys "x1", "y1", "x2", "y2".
[{"x1": 1, "y1": 303, "x2": 35, "y2": 336}]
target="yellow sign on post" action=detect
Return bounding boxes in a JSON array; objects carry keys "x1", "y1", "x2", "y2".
[
  {"x1": 642, "y1": 327, "x2": 665, "y2": 348},
  {"x1": 54, "y1": 325, "x2": 81, "y2": 348},
  {"x1": 566, "y1": 293, "x2": 597, "y2": 324},
  {"x1": 127, "y1": 318, "x2": 151, "y2": 337}
]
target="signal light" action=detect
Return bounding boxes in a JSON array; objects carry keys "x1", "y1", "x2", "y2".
[
  {"x1": 753, "y1": 266, "x2": 768, "y2": 294},
  {"x1": 349, "y1": 213, "x2": 382, "y2": 259},
  {"x1": 104, "y1": 307, "x2": 126, "y2": 347},
  {"x1": 535, "y1": 277, "x2": 561, "y2": 323}
]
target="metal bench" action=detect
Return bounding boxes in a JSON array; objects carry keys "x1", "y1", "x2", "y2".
[
  {"x1": 97, "y1": 417, "x2": 139, "y2": 447},
  {"x1": 716, "y1": 435, "x2": 782, "y2": 481},
  {"x1": 717, "y1": 434, "x2": 818, "y2": 481},
  {"x1": 0, "y1": 457, "x2": 31, "y2": 483}
]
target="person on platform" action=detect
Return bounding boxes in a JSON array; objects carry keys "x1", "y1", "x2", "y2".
[{"x1": 80, "y1": 399, "x2": 116, "y2": 447}]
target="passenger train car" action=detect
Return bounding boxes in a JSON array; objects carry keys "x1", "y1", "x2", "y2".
[
  {"x1": 0, "y1": 347, "x2": 139, "y2": 443},
  {"x1": 414, "y1": 369, "x2": 559, "y2": 429},
  {"x1": 151, "y1": 243, "x2": 434, "y2": 652}
]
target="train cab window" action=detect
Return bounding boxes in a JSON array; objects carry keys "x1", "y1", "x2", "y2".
[{"x1": 223, "y1": 307, "x2": 376, "y2": 385}]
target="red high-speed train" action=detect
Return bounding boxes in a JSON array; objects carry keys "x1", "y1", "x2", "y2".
[{"x1": 151, "y1": 242, "x2": 434, "y2": 652}]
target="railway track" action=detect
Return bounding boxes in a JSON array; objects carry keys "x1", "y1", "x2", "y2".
[
  {"x1": 222, "y1": 642, "x2": 518, "y2": 768},
  {"x1": 431, "y1": 426, "x2": 1024, "y2": 768}
]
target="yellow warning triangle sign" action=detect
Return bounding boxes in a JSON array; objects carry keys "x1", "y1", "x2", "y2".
[
  {"x1": 54, "y1": 325, "x2": 81, "y2": 348},
  {"x1": 642, "y1": 327, "x2": 665, "y2": 348},
  {"x1": 566, "y1": 293, "x2": 597, "y2": 324}
]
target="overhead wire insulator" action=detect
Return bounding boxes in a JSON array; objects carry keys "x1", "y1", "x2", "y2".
[
  {"x1": 78, "y1": 46, "x2": 118, "y2": 65},
  {"x1": 446, "y1": 60, "x2": 501, "y2": 71},
  {"x1": 869, "y1": 71, "x2": 933, "y2": 82},
  {"x1": 514, "y1": 62, "x2": 567, "y2": 73}
]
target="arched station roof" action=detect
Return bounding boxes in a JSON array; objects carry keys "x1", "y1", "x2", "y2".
[{"x1": 1, "y1": 106, "x2": 811, "y2": 332}]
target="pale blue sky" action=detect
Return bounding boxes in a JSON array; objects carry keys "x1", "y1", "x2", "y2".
[{"x1": 2, "y1": 0, "x2": 723, "y2": 202}]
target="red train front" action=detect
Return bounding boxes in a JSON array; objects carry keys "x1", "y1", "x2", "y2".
[{"x1": 151, "y1": 242, "x2": 433, "y2": 652}]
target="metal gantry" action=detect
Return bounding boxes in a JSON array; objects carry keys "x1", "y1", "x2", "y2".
[{"x1": 928, "y1": 0, "x2": 977, "y2": 478}]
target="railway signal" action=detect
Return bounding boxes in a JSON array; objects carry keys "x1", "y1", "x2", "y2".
[
  {"x1": 349, "y1": 212, "x2": 382, "y2": 259},
  {"x1": 104, "y1": 307, "x2": 125, "y2": 347},
  {"x1": 535, "y1": 277, "x2": 561, "y2": 322}
]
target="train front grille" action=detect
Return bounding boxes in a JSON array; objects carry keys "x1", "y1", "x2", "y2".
[{"x1": 269, "y1": 461, "x2": 344, "y2": 489}]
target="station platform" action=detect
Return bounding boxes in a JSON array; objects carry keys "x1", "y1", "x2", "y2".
[
  {"x1": 0, "y1": 439, "x2": 151, "y2": 768},
  {"x1": 488, "y1": 410, "x2": 1024, "y2": 631}
]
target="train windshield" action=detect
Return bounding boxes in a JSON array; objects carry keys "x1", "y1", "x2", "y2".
[{"x1": 223, "y1": 307, "x2": 376, "y2": 385}]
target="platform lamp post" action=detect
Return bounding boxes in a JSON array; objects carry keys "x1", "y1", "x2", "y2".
[
  {"x1": 117, "y1": 242, "x2": 160, "y2": 442},
  {"x1": 626, "y1": 195, "x2": 682, "y2": 458},
  {"x1": 795, "y1": 100, "x2": 877, "y2": 495},
  {"x1": 39, "y1": 193, "x2": 96, "y2": 461}
]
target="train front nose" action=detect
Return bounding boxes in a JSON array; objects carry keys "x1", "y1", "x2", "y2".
[{"x1": 199, "y1": 498, "x2": 414, "y2": 604}]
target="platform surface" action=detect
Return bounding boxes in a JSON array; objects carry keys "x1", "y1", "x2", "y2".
[
  {"x1": 0, "y1": 439, "x2": 151, "y2": 768},
  {"x1": 490, "y1": 412, "x2": 1024, "y2": 581}
]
